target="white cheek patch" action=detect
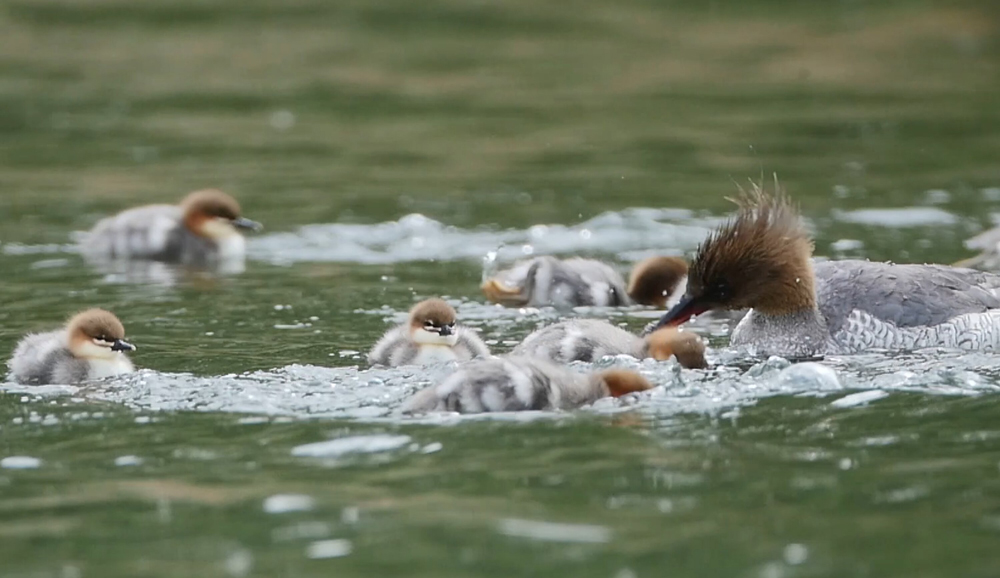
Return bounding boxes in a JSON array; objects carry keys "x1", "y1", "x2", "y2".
[
  {"x1": 75, "y1": 339, "x2": 117, "y2": 360},
  {"x1": 412, "y1": 328, "x2": 459, "y2": 347},
  {"x1": 200, "y1": 218, "x2": 241, "y2": 240}
]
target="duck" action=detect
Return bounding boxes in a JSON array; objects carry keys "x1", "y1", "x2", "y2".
[
  {"x1": 511, "y1": 319, "x2": 707, "y2": 368},
  {"x1": 81, "y1": 189, "x2": 262, "y2": 265},
  {"x1": 481, "y1": 255, "x2": 687, "y2": 308},
  {"x1": 7, "y1": 309, "x2": 136, "y2": 385},
  {"x1": 368, "y1": 298, "x2": 491, "y2": 366},
  {"x1": 401, "y1": 355, "x2": 653, "y2": 413},
  {"x1": 653, "y1": 185, "x2": 1000, "y2": 357}
]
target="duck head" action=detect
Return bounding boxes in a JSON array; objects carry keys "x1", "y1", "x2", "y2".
[
  {"x1": 596, "y1": 369, "x2": 654, "y2": 397},
  {"x1": 409, "y1": 298, "x2": 459, "y2": 346},
  {"x1": 182, "y1": 189, "x2": 262, "y2": 240},
  {"x1": 644, "y1": 327, "x2": 707, "y2": 369},
  {"x1": 67, "y1": 308, "x2": 135, "y2": 360},
  {"x1": 626, "y1": 256, "x2": 688, "y2": 308},
  {"x1": 654, "y1": 184, "x2": 816, "y2": 329}
]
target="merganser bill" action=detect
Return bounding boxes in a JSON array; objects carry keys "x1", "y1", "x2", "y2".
[
  {"x1": 81, "y1": 189, "x2": 262, "y2": 265},
  {"x1": 654, "y1": 186, "x2": 1000, "y2": 357},
  {"x1": 7, "y1": 309, "x2": 136, "y2": 385},
  {"x1": 481, "y1": 255, "x2": 687, "y2": 308},
  {"x1": 512, "y1": 319, "x2": 706, "y2": 368},
  {"x1": 369, "y1": 299, "x2": 491, "y2": 366},
  {"x1": 401, "y1": 355, "x2": 653, "y2": 414}
]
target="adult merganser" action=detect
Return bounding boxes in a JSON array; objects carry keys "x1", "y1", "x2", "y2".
[
  {"x1": 81, "y1": 189, "x2": 262, "y2": 265},
  {"x1": 512, "y1": 319, "x2": 706, "y2": 368},
  {"x1": 369, "y1": 299, "x2": 490, "y2": 366},
  {"x1": 653, "y1": 186, "x2": 1000, "y2": 357},
  {"x1": 7, "y1": 309, "x2": 136, "y2": 385},
  {"x1": 481, "y1": 255, "x2": 687, "y2": 308},
  {"x1": 401, "y1": 355, "x2": 653, "y2": 413}
]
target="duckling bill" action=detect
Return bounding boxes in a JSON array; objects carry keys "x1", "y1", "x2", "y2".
[
  {"x1": 7, "y1": 309, "x2": 136, "y2": 385},
  {"x1": 368, "y1": 298, "x2": 490, "y2": 366},
  {"x1": 81, "y1": 189, "x2": 262, "y2": 265},
  {"x1": 654, "y1": 183, "x2": 1000, "y2": 356}
]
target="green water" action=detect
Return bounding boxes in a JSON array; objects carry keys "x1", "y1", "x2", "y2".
[{"x1": 2, "y1": 0, "x2": 1000, "y2": 576}]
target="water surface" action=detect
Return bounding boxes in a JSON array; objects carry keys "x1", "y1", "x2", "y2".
[{"x1": 2, "y1": 0, "x2": 1000, "y2": 576}]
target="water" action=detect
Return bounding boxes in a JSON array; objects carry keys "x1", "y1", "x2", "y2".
[{"x1": 2, "y1": 0, "x2": 1000, "y2": 576}]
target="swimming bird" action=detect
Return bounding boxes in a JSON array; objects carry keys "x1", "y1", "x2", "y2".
[
  {"x1": 81, "y1": 189, "x2": 262, "y2": 265},
  {"x1": 481, "y1": 255, "x2": 687, "y2": 308},
  {"x1": 368, "y1": 299, "x2": 491, "y2": 366},
  {"x1": 7, "y1": 309, "x2": 136, "y2": 385},
  {"x1": 401, "y1": 355, "x2": 653, "y2": 413},
  {"x1": 653, "y1": 185, "x2": 1000, "y2": 357},
  {"x1": 512, "y1": 319, "x2": 707, "y2": 368}
]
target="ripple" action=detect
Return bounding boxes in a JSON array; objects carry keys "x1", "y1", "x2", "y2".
[
  {"x1": 6, "y1": 346, "x2": 1000, "y2": 422},
  {"x1": 248, "y1": 209, "x2": 716, "y2": 265},
  {"x1": 832, "y1": 207, "x2": 958, "y2": 227}
]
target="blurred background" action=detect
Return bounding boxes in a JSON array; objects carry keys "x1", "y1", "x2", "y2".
[
  {"x1": 2, "y1": 0, "x2": 998, "y2": 235},
  {"x1": 2, "y1": 1, "x2": 1000, "y2": 577}
]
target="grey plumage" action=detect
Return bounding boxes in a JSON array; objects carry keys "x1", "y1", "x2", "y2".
[
  {"x1": 368, "y1": 325, "x2": 490, "y2": 366},
  {"x1": 512, "y1": 319, "x2": 644, "y2": 363},
  {"x1": 82, "y1": 205, "x2": 239, "y2": 265},
  {"x1": 487, "y1": 257, "x2": 628, "y2": 307},
  {"x1": 401, "y1": 356, "x2": 612, "y2": 414},
  {"x1": 9, "y1": 331, "x2": 96, "y2": 385},
  {"x1": 733, "y1": 259, "x2": 1000, "y2": 356}
]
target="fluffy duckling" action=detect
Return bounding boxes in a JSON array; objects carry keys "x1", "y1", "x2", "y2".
[
  {"x1": 512, "y1": 319, "x2": 706, "y2": 368},
  {"x1": 482, "y1": 255, "x2": 687, "y2": 308},
  {"x1": 402, "y1": 355, "x2": 653, "y2": 414},
  {"x1": 654, "y1": 184, "x2": 1000, "y2": 356},
  {"x1": 7, "y1": 309, "x2": 136, "y2": 385},
  {"x1": 369, "y1": 299, "x2": 490, "y2": 367},
  {"x1": 81, "y1": 189, "x2": 262, "y2": 265}
]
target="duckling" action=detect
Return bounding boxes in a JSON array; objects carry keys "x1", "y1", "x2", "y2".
[
  {"x1": 7, "y1": 309, "x2": 136, "y2": 385},
  {"x1": 512, "y1": 319, "x2": 707, "y2": 368},
  {"x1": 401, "y1": 355, "x2": 653, "y2": 414},
  {"x1": 654, "y1": 183, "x2": 1000, "y2": 356},
  {"x1": 368, "y1": 299, "x2": 490, "y2": 367},
  {"x1": 481, "y1": 255, "x2": 687, "y2": 308},
  {"x1": 81, "y1": 189, "x2": 262, "y2": 265}
]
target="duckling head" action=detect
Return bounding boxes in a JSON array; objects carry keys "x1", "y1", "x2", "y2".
[
  {"x1": 597, "y1": 369, "x2": 654, "y2": 397},
  {"x1": 645, "y1": 328, "x2": 707, "y2": 369},
  {"x1": 626, "y1": 256, "x2": 688, "y2": 308},
  {"x1": 182, "y1": 189, "x2": 262, "y2": 240},
  {"x1": 409, "y1": 298, "x2": 459, "y2": 346},
  {"x1": 654, "y1": 182, "x2": 815, "y2": 329},
  {"x1": 66, "y1": 308, "x2": 135, "y2": 360}
]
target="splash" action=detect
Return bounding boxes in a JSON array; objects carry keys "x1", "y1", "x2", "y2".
[{"x1": 248, "y1": 209, "x2": 716, "y2": 265}]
